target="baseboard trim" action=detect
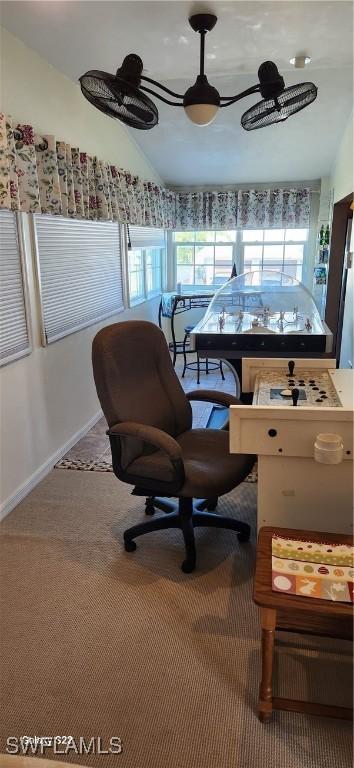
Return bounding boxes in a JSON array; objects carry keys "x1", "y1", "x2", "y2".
[{"x1": 0, "y1": 410, "x2": 103, "y2": 522}]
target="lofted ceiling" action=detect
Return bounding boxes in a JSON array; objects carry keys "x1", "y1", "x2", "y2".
[{"x1": 1, "y1": 1, "x2": 353, "y2": 185}]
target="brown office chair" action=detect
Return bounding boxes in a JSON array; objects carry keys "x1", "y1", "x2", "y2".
[{"x1": 92, "y1": 321, "x2": 255, "y2": 573}]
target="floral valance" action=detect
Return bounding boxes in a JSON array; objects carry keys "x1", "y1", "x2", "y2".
[
  {"x1": 173, "y1": 188, "x2": 311, "y2": 230},
  {"x1": 0, "y1": 112, "x2": 311, "y2": 230},
  {"x1": 0, "y1": 114, "x2": 175, "y2": 228}
]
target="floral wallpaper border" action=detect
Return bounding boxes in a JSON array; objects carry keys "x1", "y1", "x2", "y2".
[{"x1": 0, "y1": 113, "x2": 311, "y2": 230}]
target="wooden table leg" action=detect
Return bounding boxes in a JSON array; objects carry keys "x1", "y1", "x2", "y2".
[{"x1": 258, "y1": 607, "x2": 277, "y2": 723}]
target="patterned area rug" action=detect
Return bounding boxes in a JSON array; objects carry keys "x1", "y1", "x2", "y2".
[{"x1": 55, "y1": 456, "x2": 258, "y2": 482}]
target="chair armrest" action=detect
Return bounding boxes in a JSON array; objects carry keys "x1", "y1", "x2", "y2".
[
  {"x1": 108, "y1": 421, "x2": 185, "y2": 486},
  {"x1": 186, "y1": 389, "x2": 243, "y2": 408},
  {"x1": 108, "y1": 421, "x2": 182, "y2": 462}
]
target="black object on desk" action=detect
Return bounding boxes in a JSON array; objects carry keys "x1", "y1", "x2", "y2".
[{"x1": 288, "y1": 360, "x2": 295, "y2": 377}]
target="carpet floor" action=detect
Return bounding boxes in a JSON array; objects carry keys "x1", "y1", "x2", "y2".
[{"x1": 0, "y1": 469, "x2": 352, "y2": 768}]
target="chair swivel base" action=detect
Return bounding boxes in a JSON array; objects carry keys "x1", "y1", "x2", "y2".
[
  {"x1": 144, "y1": 496, "x2": 218, "y2": 515},
  {"x1": 123, "y1": 497, "x2": 250, "y2": 573}
]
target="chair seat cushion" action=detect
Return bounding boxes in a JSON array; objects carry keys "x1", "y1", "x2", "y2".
[{"x1": 126, "y1": 428, "x2": 255, "y2": 498}]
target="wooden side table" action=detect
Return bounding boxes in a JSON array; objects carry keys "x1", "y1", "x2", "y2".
[{"x1": 253, "y1": 526, "x2": 353, "y2": 722}]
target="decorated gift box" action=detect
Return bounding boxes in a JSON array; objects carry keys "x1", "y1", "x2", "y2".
[{"x1": 272, "y1": 535, "x2": 354, "y2": 603}]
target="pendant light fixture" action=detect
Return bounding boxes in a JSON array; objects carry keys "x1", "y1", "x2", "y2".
[{"x1": 79, "y1": 13, "x2": 317, "y2": 130}]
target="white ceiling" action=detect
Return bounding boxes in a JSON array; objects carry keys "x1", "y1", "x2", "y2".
[{"x1": 2, "y1": 1, "x2": 353, "y2": 185}]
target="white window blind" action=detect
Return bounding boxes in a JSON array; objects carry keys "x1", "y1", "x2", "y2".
[
  {"x1": 0, "y1": 210, "x2": 31, "y2": 367},
  {"x1": 129, "y1": 226, "x2": 165, "y2": 249},
  {"x1": 34, "y1": 216, "x2": 124, "y2": 344}
]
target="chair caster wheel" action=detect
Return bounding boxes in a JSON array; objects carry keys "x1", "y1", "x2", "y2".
[
  {"x1": 145, "y1": 505, "x2": 155, "y2": 516},
  {"x1": 237, "y1": 528, "x2": 250, "y2": 543},
  {"x1": 181, "y1": 559, "x2": 196, "y2": 574},
  {"x1": 124, "y1": 539, "x2": 137, "y2": 552}
]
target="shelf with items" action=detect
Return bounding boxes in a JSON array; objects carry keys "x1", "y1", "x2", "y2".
[{"x1": 313, "y1": 224, "x2": 330, "y2": 318}]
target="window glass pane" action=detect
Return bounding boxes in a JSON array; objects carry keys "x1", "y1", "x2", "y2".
[
  {"x1": 196, "y1": 230, "x2": 214, "y2": 242},
  {"x1": 146, "y1": 248, "x2": 161, "y2": 296},
  {"x1": 263, "y1": 245, "x2": 284, "y2": 266},
  {"x1": 243, "y1": 245, "x2": 262, "y2": 266},
  {"x1": 146, "y1": 269, "x2": 160, "y2": 295},
  {"x1": 284, "y1": 244, "x2": 304, "y2": 262},
  {"x1": 174, "y1": 231, "x2": 195, "y2": 242},
  {"x1": 243, "y1": 266, "x2": 262, "y2": 283},
  {"x1": 215, "y1": 245, "x2": 233, "y2": 262},
  {"x1": 177, "y1": 265, "x2": 194, "y2": 284},
  {"x1": 129, "y1": 270, "x2": 144, "y2": 300},
  {"x1": 195, "y1": 264, "x2": 214, "y2": 285},
  {"x1": 242, "y1": 229, "x2": 264, "y2": 242},
  {"x1": 146, "y1": 247, "x2": 160, "y2": 270},
  {"x1": 195, "y1": 245, "x2": 214, "y2": 264},
  {"x1": 214, "y1": 266, "x2": 232, "y2": 284},
  {"x1": 285, "y1": 228, "x2": 308, "y2": 242},
  {"x1": 283, "y1": 263, "x2": 303, "y2": 281},
  {"x1": 176, "y1": 245, "x2": 194, "y2": 264},
  {"x1": 243, "y1": 263, "x2": 261, "y2": 277},
  {"x1": 295, "y1": 264, "x2": 303, "y2": 281},
  {"x1": 264, "y1": 229, "x2": 284, "y2": 242},
  {"x1": 262, "y1": 267, "x2": 284, "y2": 281},
  {"x1": 215, "y1": 230, "x2": 236, "y2": 242},
  {"x1": 129, "y1": 249, "x2": 143, "y2": 269},
  {"x1": 128, "y1": 249, "x2": 144, "y2": 301}
]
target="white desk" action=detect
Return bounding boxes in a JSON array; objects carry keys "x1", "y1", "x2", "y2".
[{"x1": 229, "y1": 358, "x2": 354, "y2": 534}]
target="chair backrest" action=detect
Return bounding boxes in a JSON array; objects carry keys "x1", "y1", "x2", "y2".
[{"x1": 92, "y1": 320, "x2": 192, "y2": 441}]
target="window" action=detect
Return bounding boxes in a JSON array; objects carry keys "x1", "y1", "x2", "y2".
[
  {"x1": 128, "y1": 227, "x2": 165, "y2": 305},
  {"x1": 34, "y1": 216, "x2": 124, "y2": 344},
  {"x1": 241, "y1": 228, "x2": 308, "y2": 282},
  {"x1": 174, "y1": 230, "x2": 236, "y2": 287},
  {"x1": 173, "y1": 228, "x2": 309, "y2": 287},
  {"x1": 0, "y1": 211, "x2": 31, "y2": 366}
]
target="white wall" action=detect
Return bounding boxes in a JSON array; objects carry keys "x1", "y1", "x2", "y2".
[
  {"x1": 0, "y1": 30, "x2": 162, "y2": 517},
  {"x1": 331, "y1": 109, "x2": 353, "y2": 204}
]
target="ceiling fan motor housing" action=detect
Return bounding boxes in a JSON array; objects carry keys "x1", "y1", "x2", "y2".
[
  {"x1": 117, "y1": 54, "x2": 144, "y2": 87},
  {"x1": 258, "y1": 61, "x2": 285, "y2": 99},
  {"x1": 183, "y1": 75, "x2": 220, "y2": 109},
  {"x1": 188, "y1": 14, "x2": 218, "y2": 33}
]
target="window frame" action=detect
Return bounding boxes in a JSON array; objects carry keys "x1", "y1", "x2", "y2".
[
  {"x1": 127, "y1": 245, "x2": 165, "y2": 307},
  {"x1": 173, "y1": 228, "x2": 309, "y2": 288},
  {"x1": 240, "y1": 228, "x2": 309, "y2": 283},
  {"x1": 173, "y1": 231, "x2": 237, "y2": 288}
]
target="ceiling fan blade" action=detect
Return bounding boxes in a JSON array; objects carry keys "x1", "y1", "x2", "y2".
[{"x1": 123, "y1": 100, "x2": 156, "y2": 123}]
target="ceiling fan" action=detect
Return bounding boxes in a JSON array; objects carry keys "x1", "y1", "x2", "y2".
[{"x1": 79, "y1": 13, "x2": 317, "y2": 130}]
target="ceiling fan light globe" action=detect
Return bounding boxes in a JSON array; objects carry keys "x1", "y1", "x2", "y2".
[
  {"x1": 183, "y1": 75, "x2": 220, "y2": 126},
  {"x1": 184, "y1": 103, "x2": 219, "y2": 126}
]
